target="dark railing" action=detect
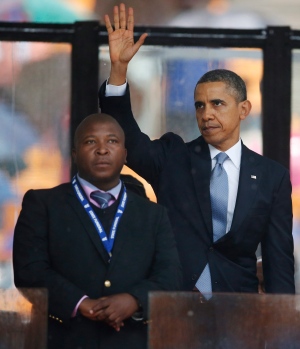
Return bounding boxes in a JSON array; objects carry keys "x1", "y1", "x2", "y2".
[{"x1": 1, "y1": 22, "x2": 300, "y2": 171}]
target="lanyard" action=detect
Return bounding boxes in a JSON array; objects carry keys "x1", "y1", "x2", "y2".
[{"x1": 72, "y1": 176, "x2": 127, "y2": 258}]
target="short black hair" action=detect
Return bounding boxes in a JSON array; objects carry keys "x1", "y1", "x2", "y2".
[
  {"x1": 195, "y1": 69, "x2": 247, "y2": 102},
  {"x1": 73, "y1": 113, "x2": 125, "y2": 148}
]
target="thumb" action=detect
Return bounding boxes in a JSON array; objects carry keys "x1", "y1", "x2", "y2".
[{"x1": 133, "y1": 33, "x2": 148, "y2": 53}]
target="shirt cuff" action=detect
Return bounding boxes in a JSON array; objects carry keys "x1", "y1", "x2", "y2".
[
  {"x1": 106, "y1": 79, "x2": 127, "y2": 96},
  {"x1": 129, "y1": 295, "x2": 144, "y2": 321},
  {"x1": 131, "y1": 311, "x2": 144, "y2": 321},
  {"x1": 71, "y1": 295, "x2": 89, "y2": 318}
]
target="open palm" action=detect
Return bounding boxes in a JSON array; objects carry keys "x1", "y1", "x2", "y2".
[{"x1": 105, "y1": 4, "x2": 147, "y2": 65}]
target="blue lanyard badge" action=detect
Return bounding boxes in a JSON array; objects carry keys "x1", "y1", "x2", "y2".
[{"x1": 72, "y1": 176, "x2": 127, "y2": 258}]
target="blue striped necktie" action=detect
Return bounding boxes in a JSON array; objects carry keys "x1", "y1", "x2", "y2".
[
  {"x1": 195, "y1": 152, "x2": 229, "y2": 294},
  {"x1": 90, "y1": 191, "x2": 113, "y2": 209}
]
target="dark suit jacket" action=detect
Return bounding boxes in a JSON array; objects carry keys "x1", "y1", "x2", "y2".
[
  {"x1": 13, "y1": 183, "x2": 182, "y2": 349},
  {"x1": 99, "y1": 82, "x2": 295, "y2": 294}
]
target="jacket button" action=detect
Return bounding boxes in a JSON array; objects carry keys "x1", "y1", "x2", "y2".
[
  {"x1": 191, "y1": 274, "x2": 197, "y2": 280},
  {"x1": 104, "y1": 280, "x2": 111, "y2": 287},
  {"x1": 209, "y1": 247, "x2": 214, "y2": 251}
]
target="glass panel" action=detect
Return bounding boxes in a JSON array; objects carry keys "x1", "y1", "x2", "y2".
[
  {"x1": 99, "y1": 45, "x2": 263, "y2": 198},
  {"x1": 292, "y1": 49, "x2": 300, "y2": 293},
  {"x1": 0, "y1": 288, "x2": 47, "y2": 349},
  {"x1": 149, "y1": 292, "x2": 300, "y2": 349},
  {"x1": 0, "y1": 41, "x2": 71, "y2": 288}
]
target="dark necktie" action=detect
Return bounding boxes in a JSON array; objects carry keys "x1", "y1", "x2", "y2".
[
  {"x1": 90, "y1": 191, "x2": 113, "y2": 209},
  {"x1": 195, "y1": 152, "x2": 229, "y2": 294}
]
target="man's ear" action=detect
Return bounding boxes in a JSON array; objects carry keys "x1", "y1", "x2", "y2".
[
  {"x1": 239, "y1": 100, "x2": 252, "y2": 120},
  {"x1": 71, "y1": 148, "x2": 77, "y2": 164}
]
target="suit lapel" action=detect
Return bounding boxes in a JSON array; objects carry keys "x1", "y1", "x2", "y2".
[
  {"x1": 190, "y1": 137, "x2": 213, "y2": 237},
  {"x1": 230, "y1": 144, "x2": 262, "y2": 232},
  {"x1": 66, "y1": 185, "x2": 110, "y2": 264}
]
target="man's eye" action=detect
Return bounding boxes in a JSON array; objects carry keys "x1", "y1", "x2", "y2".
[
  {"x1": 214, "y1": 101, "x2": 222, "y2": 106},
  {"x1": 195, "y1": 102, "x2": 203, "y2": 110},
  {"x1": 86, "y1": 140, "x2": 95, "y2": 144},
  {"x1": 108, "y1": 139, "x2": 118, "y2": 143}
]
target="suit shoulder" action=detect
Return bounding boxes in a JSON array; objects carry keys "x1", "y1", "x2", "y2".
[
  {"x1": 127, "y1": 191, "x2": 166, "y2": 212},
  {"x1": 23, "y1": 182, "x2": 71, "y2": 199},
  {"x1": 243, "y1": 146, "x2": 289, "y2": 175},
  {"x1": 161, "y1": 133, "x2": 203, "y2": 147},
  {"x1": 159, "y1": 132, "x2": 186, "y2": 146}
]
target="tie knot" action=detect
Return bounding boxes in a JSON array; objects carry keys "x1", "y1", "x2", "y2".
[
  {"x1": 215, "y1": 152, "x2": 228, "y2": 165},
  {"x1": 90, "y1": 191, "x2": 113, "y2": 209}
]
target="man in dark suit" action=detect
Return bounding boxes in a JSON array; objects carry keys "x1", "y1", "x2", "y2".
[
  {"x1": 98, "y1": 4, "x2": 295, "y2": 295},
  {"x1": 13, "y1": 113, "x2": 182, "y2": 349}
]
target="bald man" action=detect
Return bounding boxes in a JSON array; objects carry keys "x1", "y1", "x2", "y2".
[{"x1": 13, "y1": 113, "x2": 182, "y2": 349}]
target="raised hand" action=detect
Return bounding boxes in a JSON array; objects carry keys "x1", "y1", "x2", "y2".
[{"x1": 105, "y1": 3, "x2": 148, "y2": 85}]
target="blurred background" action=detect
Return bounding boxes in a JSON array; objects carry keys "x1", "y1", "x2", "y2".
[{"x1": 0, "y1": 0, "x2": 300, "y2": 292}]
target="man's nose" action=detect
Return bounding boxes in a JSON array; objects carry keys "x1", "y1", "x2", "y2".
[
  {"x1": 199, "y1": 107, "x2": 214, "y2": 121},
  {"x1": 96, "y1": 142, "x2": 108, "y2": 154}
]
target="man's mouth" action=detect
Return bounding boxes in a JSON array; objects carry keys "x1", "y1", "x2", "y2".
[
  {"x1": 94, "y1": 161, "x2": 110, "y2": 167},
  {"x1": 201, "y1": 125, "x2": 218, "y2": 132}
]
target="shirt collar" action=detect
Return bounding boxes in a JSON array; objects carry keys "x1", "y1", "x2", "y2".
[
  {"x1": 208, "y1": 139, "x2": 242, "y2": 169},
  {"x1": 76, "y1": 174, "x2": 122, "y2": 200}
]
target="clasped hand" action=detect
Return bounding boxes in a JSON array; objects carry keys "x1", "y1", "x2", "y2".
[{"x1": 79, "y1": 293, "x2": 139, "y2": 332}]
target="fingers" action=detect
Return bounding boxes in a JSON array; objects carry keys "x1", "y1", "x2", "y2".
[
  {"x1": 111, "y1": 321, "x2": 124, "y2": 332},
  {"x1": 132, "y1": 33, "x2": 148, "y2": 56},
  {"x1": 106, "y1": 316, "x2": 124, "y2": 332},
  {"x1": 95, "y1": 309, "x2": 107, "y2": 321},
  {"x1": 107, "y1": 3, "x2": 136, "y2": 33},
  {"x1": 113, "y1": 5, "x2": 120, "y2": 30},
  {"x1": 104, "y1": 14, "x2": 113, "y2": 35},
  {"x1": 91, "y1": 299, "x2": 108, "y2": 313},
  {"x1": 119, "y1": 3, "x2": 126, "y2": 29},
  {"x1": 127, "y1": 7, "x2": 134, "y2": 32},
  {"x1": 95, "y1": 308, "x2": 121, "y2": 327}
]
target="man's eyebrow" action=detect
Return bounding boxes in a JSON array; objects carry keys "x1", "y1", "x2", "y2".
[
  {"x1": 210, "y1": 98, "x2": 225, "y2": 103},
  {"x1": 79, "y1": 134, "x2": 96, "y2": 141}
]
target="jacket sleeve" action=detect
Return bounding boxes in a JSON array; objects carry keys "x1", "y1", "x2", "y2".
[
  {"x1": 261, "y1": 169, "x2": 295, "y2": 294},
  {"x1": 99, "y1": 81, "x2": 183, "y2": 190}
]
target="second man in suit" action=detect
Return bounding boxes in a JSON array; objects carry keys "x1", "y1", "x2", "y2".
[
  {"x1": 13, "y1": 113, "x2": 182, "y2": 349},
  {"x1": 99, "y1": 4, "x2": 295, "y2": 295}
]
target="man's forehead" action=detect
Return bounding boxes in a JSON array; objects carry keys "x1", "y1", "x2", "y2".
[
  {"x1": 197, "y1": 80, "x2": 228, "y2": 91},
  {"x1": 81, "y1": 119, "x2": 121, "y2": 132},
  {"x1": 196, "y1": 80, "x2": 237, "y2": 97}
]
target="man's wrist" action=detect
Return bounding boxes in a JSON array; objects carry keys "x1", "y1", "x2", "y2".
[
  {"x1": 109, "y1": 62, "x2": 128, "y2": 85},
  {"x1": 130, "y1": 295, "x2": 144, "y2": 321}
]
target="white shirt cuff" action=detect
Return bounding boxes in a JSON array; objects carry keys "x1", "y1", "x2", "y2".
[{"x1": 105, "y1": 79, "x2": 127, "y2": 96}]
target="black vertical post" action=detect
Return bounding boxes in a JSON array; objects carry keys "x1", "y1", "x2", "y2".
[
  {"x1": 71, "y1": 21, "x2": 100, "y2": 176},
  {"x1": 262, "y1": 26, "x2": 292, "y2": 169}
]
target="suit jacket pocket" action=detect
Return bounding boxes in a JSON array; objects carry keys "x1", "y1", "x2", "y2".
[{"x1": 209, "y1": 250, "x2": 258, "y2": 293}]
